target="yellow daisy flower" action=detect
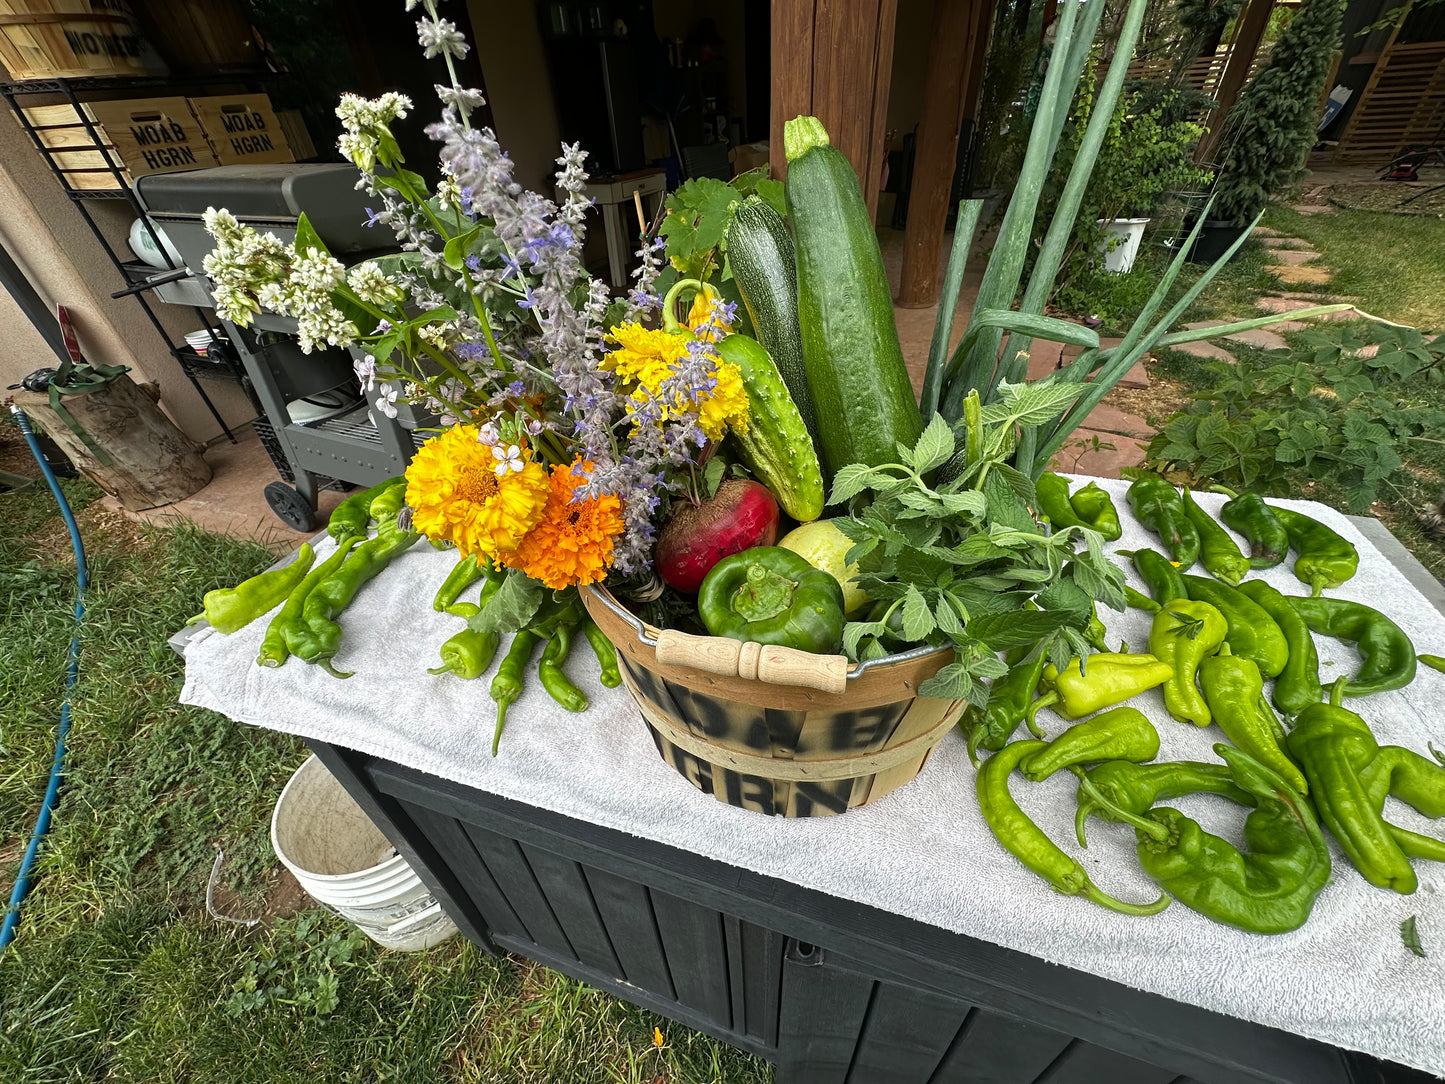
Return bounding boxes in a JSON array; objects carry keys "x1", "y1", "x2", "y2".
[
  {"x1": 603, "y1": 323, "x2": 749, "y2": 441},
  {"x1": 405, "y1": 425, "x2": 550, "y2": 560}
]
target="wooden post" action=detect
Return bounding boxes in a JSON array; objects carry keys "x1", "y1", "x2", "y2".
[
  {"x1": 897, "y1": 0, "x2": 991, "y2": 307},
  {"x1": 16, "y1": 376, "x2": 212, "y2": 511},
  {"x1": 770, "y1": 0, "x2": 898, "y2": 221},
  {"x1": 1196, "y1": 0, "x2": 1278, "y2": 164}
]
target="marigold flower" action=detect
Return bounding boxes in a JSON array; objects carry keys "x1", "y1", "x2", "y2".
[
  {"x1": 504, "y1": 459, "x2": 624, "y2": 589},
  {"x1": 603, "y1": 323, "x2": 749, "y2": 441},
  {"x1": 405, "y1": 425, "x2": 549, "y2": 559}
]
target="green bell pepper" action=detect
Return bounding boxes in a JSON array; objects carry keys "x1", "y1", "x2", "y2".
[{"x1": 698, "y1": 546, "x2": 845, "y2": 654}]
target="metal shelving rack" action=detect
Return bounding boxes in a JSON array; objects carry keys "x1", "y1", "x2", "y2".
[{"x1": 0, "y1": 72, "x2": 272, "y2": 442}]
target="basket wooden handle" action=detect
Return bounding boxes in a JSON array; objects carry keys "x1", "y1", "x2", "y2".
[{"x1": 653, "y1": 630, "x2": 849, "y2": 695}]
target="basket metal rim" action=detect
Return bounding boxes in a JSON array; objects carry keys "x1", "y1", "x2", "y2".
[{"x1": 582, "y1": 584, "x2": 953, "y2": 681}]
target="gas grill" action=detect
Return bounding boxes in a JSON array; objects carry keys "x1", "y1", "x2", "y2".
[{"x1": 134, "y1": 164, "x2": 428, "y2": 531}]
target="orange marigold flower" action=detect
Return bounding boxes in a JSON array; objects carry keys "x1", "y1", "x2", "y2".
[{"x1": 505, "y1": 459, "x2": 624, "y2": 589}]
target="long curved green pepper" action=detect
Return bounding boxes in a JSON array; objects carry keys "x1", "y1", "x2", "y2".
[
  {"x1": 1237, "y1": 579, "x2": 1322, "y2": 716},
  {"x1": 491, "y1": 631, "x2": 540, "y2": 756},
  {"x1": 539, "y1": 619, "x2": 589, "y2": 712},
  {"x1": 1269, "y1": 505, "x2": 1359, "y2": 596},
  {"x1": 1126, "y1": 476, "x2": 1200, "y2": 568},
  {"x1": 1149, "y1": 600, "x2": 1228, "y2": 727},
  {"x1": 298, "y1": 526, "x2": 421, "y2": 677},
  {"x1": 328, "y1": 478, "x2": 402, "y2": 542},
  {"x1": 975, "y1": 740, "x2": 1170, "y2": 916},
  {"x1": 1123, "y1": 585, "x2": 1160, "y2": 613},
  {"x1": 962, "y1": 645, "x2": 1050, "y2": 765},
  {"x1": 257, "y1": 538, "x2": 359, "y2": 668},
  {"x1": 581, "y1": 619, "x2": 621, "y2": 688},
  {"x1": 1214, "y1": 488, "x2": 1289, "y2": 569},
  {"x1": 1181, "y1": 574, "x2": 1289, "y2": 679},
  {"x1": 1421, "y1": 654, "x2": 1445, "y2": 674},
  {"x1": 1181, "y1": 489, "x2": 1249, "y2": 586},
  {"x1": 433, "y1": 553, "x2": 484, "y2": 613},
  {"x1": 369, "y1": 480, "x2": 409, "y2": 521},
  {"x1": 1119, "y1": 548, "x2": 1187, "y2": 606},
  {"x1": 1020, "y1": 707, "x2": 1160, "y2": 782},
  {"x1": 189, "y1": 543, "x2": 316, "y2": 633},
  {"x1": 1286, "y1": 595, "x2": 1417, "y2": 697},
  {"x1": 1074, "y1": 760, "x2": 1253, "y2": 847}
]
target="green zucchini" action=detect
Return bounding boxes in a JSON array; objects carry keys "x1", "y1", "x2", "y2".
[
  {"x1": 784, "y1": 116, "x2": 922, "y2": 477},
  {"x1": 726, "y1": 196, "x2": 817, "y2": 444},
  {"x1": 714, "y1": 333, "x2": 825, "y2": 522}
]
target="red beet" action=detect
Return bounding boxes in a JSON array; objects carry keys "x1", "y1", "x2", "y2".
[{"x1": 656, "y1": 479, "x2": 779, "y2": 593}]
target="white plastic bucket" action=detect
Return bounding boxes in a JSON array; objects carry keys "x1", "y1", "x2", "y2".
[
  {"x1": 1096, "y1": 217, "x2": 1149, "y2": 273},
  {"x1": 270, "y1": 756, "x2": 458, "y2": 952}
]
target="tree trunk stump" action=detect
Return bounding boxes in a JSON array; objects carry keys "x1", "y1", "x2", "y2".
[{"x1": 16, "y1": 376, "x2": 212, "y2": 511}]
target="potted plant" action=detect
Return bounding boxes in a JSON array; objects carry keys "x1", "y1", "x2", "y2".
[{"x1": 1192, "y1": 0, "x2": 1345, "y2": 262}]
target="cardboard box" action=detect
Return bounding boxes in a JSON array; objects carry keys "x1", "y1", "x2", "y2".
[
  {"x1": 188, "y1": 93, "x2": 292, "y2": 166},
  {"x1": 86, "y1": 95, "x2": 217, "y2": 177}
]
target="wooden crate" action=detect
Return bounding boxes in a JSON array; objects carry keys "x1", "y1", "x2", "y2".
[
  {"x1": 134, "y1": 0, "x2": 256, "y2": 70},
  {"x1": 0, "y1": 0, "x2": 161, "y2": 80},
  {"x1": 188, "y1": 92, "x2": 292, "y2": 166},
  {"x1": 87, "y1": 95, "x2": 217, "y2": 176},
  {"x1": 19, "y1": 100, "x2": 126, "y2": 188}
]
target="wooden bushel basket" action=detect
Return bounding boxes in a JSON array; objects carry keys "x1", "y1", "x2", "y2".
[{"x1": 580, "y1": 585, "x2": 968, "y2": 818}]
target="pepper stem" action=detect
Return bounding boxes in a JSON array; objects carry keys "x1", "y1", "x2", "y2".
[
  {"x1": 1328, "y1": 676, "x2": 1347, "y2": 707},
  {"x1": 1083, "y1": 882, "x2": 1172, "y2": 916},
  {"x1": 1075, "y1": 801, "x2": 1096, "y2": 848},
  {"x1": 318, "y1": 658, "x2": 354, "y2": 679},
  {"x1": 1073, "y1": 770, "x2": 1171, "y2": 843},
  {"x1": 1024, "y1": 692, "x2": 1056, "y2": 738}
]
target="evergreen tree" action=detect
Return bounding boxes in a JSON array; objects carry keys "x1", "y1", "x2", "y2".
[{"x1": 1210, "y1": 0, "x2": 1345, "y2": 224}]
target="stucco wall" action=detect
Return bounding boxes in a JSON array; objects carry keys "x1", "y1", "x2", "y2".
[
  {"x1": 466, "y1": 0, "x2": 564, "y2": 194},
  {"x1": 0, "y1": 104, "x2": 253, "y2": 443}
]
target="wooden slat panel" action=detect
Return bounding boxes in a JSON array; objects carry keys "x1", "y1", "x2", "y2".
[
  {"x1": 770, "y1": 0, "x2": 816, "y2": 182},
  {"x1": 736, "y1": 916, "x2": 785, "y2": 1047},
  {"x1": 651, "y1": 887, "x2": 733, "y2": 1028},
  {"x1": 776, "y1": 946, "x2": 874, "y2": 1083},
  {"x1": 402, "y1": 802, "x2": 531, "y2": 942},
  {"x1": 1036, "y1": 1040, "x2": 1182, "y2": 1084},
  {"x1": 846, "y1": 979, "x2": 962, "y2": 1082},
  {"x1": 459, "y1": 822, "x2": 575, "y2": 957},
  {"x1": 931, "y1": 1006, "x2": 1074, "y2": 1083},
  {"x1": 518, "y1": 844, "x2": 622, "y2": 977},
  {"x1": 582, "y1": 865, "x2": 676, "y2": 999},
  {"x1": 1334, "y1": 42, "x2": 1445, "y2": 163}
]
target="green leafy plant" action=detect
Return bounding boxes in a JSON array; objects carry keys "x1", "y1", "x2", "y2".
[
  {"x1": 1145, "y1": 323, "x2": 1445, "y2": 511},
  {"x1": 225, "y1": 913, "x2": 369, "y2": 1018},
  {"x1": 655, "y1": 169, "x2": 784, "y2": 288},
  {"x1": 829, "y1": 382, "x2": 1125, "y2": 699}
]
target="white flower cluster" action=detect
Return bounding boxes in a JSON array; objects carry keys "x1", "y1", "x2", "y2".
[
  {"x1": 201, "y1": 207, "x2": 291, "y2": 327},
  {"x1": 417, "y1": 16, "x2": 468, "y2": 60},
  {"x1": 346, "y1": 261, "x2": 406, "y2": 307},
  {"x1": 336, "y1": 91, "x2": 412, "y2": 174},
  {"x1": 260, "y1": 247, "x2": 354, "y2": 353}
]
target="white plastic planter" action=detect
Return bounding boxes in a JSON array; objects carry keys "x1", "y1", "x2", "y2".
[
  {"x1": 271, "y1": 756, "x2": 458, "y2": 952},
  {"x1": 1096, "y1": 217, "x2": 1150, "y2": 273}
]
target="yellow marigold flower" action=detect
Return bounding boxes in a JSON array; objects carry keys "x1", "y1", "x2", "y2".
[
  {"x1": 603, "y1": 323, "x2": 749, "y2": 441},
  {"x1": 504, "y1": 459, "x2": 624, "y2": 589},
  {"x1": 404, "y1": 425, "x2": 549, "y2": 560}
]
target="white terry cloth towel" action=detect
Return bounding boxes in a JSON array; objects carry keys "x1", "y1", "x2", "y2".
[{"x1": 182, "y1": 480, "x2": 1445, "y2": 1075}]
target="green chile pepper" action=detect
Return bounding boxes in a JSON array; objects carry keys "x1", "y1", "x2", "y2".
[
  {"x1": 257, "y1": 538, "x2": 359, "y2": 668},
  {"x1": 698, "y1": 546, "x2": 845, "y2": 654},
  {"x1": 1074, "y1": 759, "x2": 1253, "y2": 847},
  {"x1": 1360, "y1": 746, "x2": 1445, "y2": 863},
  {"x1": 1215, "y1": 489, "x2": 1289, "y2": 569},
  {"x1": 1420, "y1": 654, "x2": 1445, "y2": 674},
  {"x1": 433, "y1": 553, "x2": 485, "y2": 613},
  {"x1": 369, "y1": 480, "x2": 409, "y2": 521},
  {"x1": 961, "y1": 645, "x2": 1050, "y2": 764},
  {"x1": 1035, "y1": 472, "x2": 1090, "y2": 533},
  {"x1": 297, "y1": 525, "x2": 422, "y2": 676},
  {"x1": 189, "y1": 543, "x2": 316, "y2": 634},
  {"x1": 1120, "y1": 548, "x2": 1187, "y2": 606},
  {"x1": 1149, "y1": 600, "x2": 1228, "y2": 727},
  {"x1": 1181, "y1": 489, "x2": 1249, "y2": 586},
  {"x1": 1286, "y1": 595, "x2": 1416, "y2": 697},
  {"x1": 581, "y1": 618, "x2": 621, "y2": 688},
  {"x1": 328, "y1": 478, "x2": 402, "y2": 542},
  {"x1": 1286, "y1": 680, "x2": 1416, "y2": 893},
  {"x1": 448, "y1": 561, "x2": 505, "y2": 619},
  {"x1": 1069, "y1": 481, "x2": 1123, "y2": 541},
  {"x1": 1269, "y1": 505, "x2": 1359, "y2": 596},
  {"x1": 1021, "y1": 707, "x2": 1160, "y2": 782},
  {"x1": 1124, "y1": 585, "x2": 1160, "y2": 613},
  {"x1": 1029, "y1": 652, "x2": 1175, "y2": 730},
  {"x1": 491, "y1": 630, "x2": 539, "y2": 756},
  {"x1": 1134, "y1": 745, "x2": 1331, "y2": 935},
  {"x1": 1236, "y1": 580, "x2": 1322, "y2": 716},
  {"x1": 976, "y1": 740, "x2": 1170, "y2": 916},
  {"x1": 1127, "y1": 476, "x2": 1200, "y2": 568},
  {"x1": 539, "y1": 618, "x2": 589, "y2": 713},
  {"x1": 1199, "y1": 645, "x2": 1308, "y2": 794},
  {"x1": 427, "y1": 627, "x2": 500, "y2": 680},
  {"x1": 1085, "y1": 605, "x2": 1111, "y2": 652},
  {"x1": 1181, "y1": 574, "x2": 1289, "y2": 679}
]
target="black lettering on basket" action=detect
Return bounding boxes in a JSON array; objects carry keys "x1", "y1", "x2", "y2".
[
  {"x1": 723, "y1": 770, "x2": 775, "y2": 815},
  {"x1": 790, "y1": 780, "x2": 853, "y2": 817}
]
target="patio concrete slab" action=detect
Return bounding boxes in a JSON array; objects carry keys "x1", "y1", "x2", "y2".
[{"x1": 1079, "y1": 402, "x2": 1153, "y2": 439}]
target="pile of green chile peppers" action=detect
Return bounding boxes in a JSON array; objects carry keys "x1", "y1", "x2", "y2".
[
  {"x1": 1287, "y1": 680, "x2": 1418, "y2": 893},
  {"x1": 1181, "y1": 489, "x2": 1250, "y2": 586},
  {"x1": 1286, "y1": 595, "x2": 1417, "y2": 697},
  {"x1": 258, "y1": 538, "x2": 359, "y2": 668},
  {"x1": 189, "y1": 542, "x2": 316, "y2": 634},
  {"x1": 1148, "y1": 601, "x2": 1227, "y2": 727},
  {"x1": 1269, "y1": 504, "x2": 1359, "y2": 596},
  {"x1": 428, "y1": 562, "x2": 506, "y2": 680},
  {"x1": 432, "y1": 552, "x2": 491, "y2": 618},
  {"x1": 1035, "y1": 472, "x2": 1123, "y2": 540},
  {"x1": 298, "y1": 524, "x2": 423, "y2": 676},
  {"x1": 1127, "y1": 476, "x2": 1200, "y2": 568},
  {"x1": 1028, "y1": 652, "x2": 1174, "y2": 730},
  {"x1": 1360, "y1": 745, "x2": 1445, "y2": 864},
  {"x1": 1181, "y1": 574, "x2": 1289, "y2": 679},
  {"x1": 1075, "y1": 759, "x2": 1251, "y2": 847},
  {"x1": 1214, "y1": 488, "x2": 1289, "y2": 569},
  {"x1": 327, "y1": 477, "x2": 405, "y2": 543},
  {"x1": 1131, "y1": 745, "x2": 1332, "y2": 935},
  {"x1": 975, "y1": 740, "x2": 1171, "y2": 916}
]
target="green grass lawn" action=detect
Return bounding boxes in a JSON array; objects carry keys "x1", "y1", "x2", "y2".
[{"x1": 0, "y1": 420, "x2": 771, "y2": 1084}]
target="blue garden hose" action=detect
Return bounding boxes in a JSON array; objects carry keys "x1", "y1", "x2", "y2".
[{"x1": 1, "y1": 405, "x2": 88, "y2": 951}]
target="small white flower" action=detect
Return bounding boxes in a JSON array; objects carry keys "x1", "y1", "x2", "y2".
[
  {"x1": 353, "y1": 354, "x2": 377, "y2": 392},
  {"x1": 523, "y1": 417, "x2": 543, "y2": 437},
  {"x1": 375, "y1": 384, "x2": 399, "y2": 419},
  {"x1": 417, "y1": 16, "x2": 468, "y2": 60},
  {"x1": 492, "y1": 443, "x2": 523, "y2": 476},
  {"x1": 476, "y1": 421, "x2": 500, "y2": 445}
]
